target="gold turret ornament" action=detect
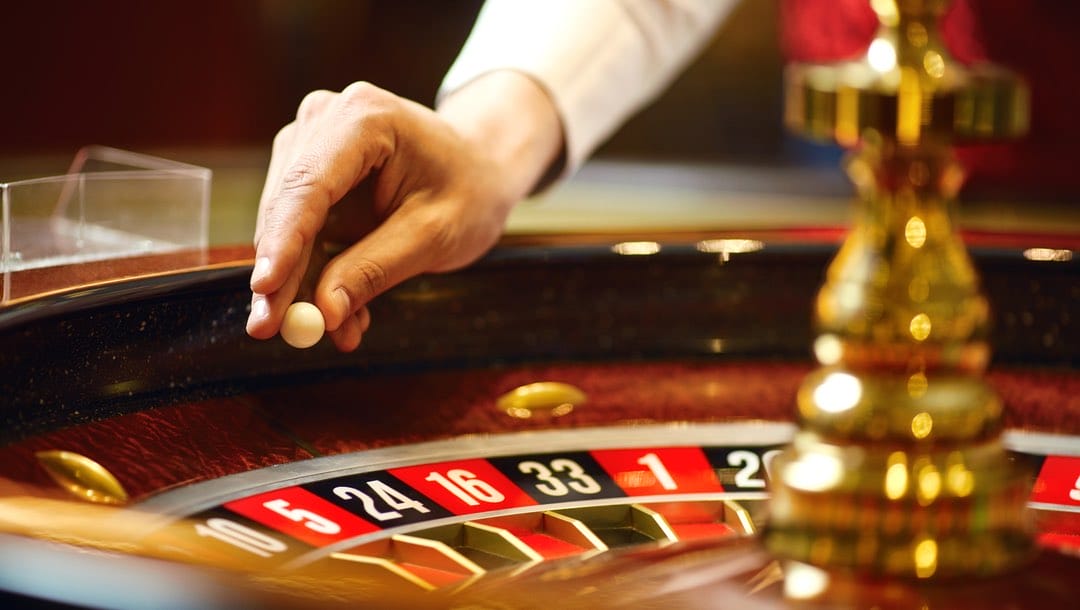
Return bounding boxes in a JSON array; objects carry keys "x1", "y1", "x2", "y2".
[{"x1": 764, "y1": 0, "x2": 1032, "y2": 579}]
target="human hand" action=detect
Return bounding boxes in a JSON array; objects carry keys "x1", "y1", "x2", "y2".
[{"x1": 246, "y1": 75, "x2": 562, "y2": 351}]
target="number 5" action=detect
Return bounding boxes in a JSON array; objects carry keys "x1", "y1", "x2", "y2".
[{"x1": 263, "y1": 498, "x2": 341, "y2": 535}]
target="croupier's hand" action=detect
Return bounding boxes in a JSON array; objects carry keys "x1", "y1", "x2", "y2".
[{"x1": 246, "y1": 74, "x2": 563, "y2": 351}]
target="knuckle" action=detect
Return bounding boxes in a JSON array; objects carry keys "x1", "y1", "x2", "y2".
[
  {"x1": 325, "y1": 82, "x2": 402, "y2": 164},
  {"x1": 280, "y1": 155, "x2": 322, "y2": 196},
  {"x1": 267, "y1": 162, "x2": 329, "y2": 243},
  {"x1": 273, "y1": 122, "x2": 295, "y2": 145},
  {"x1": 338, "y1": 81, "x2": 395, "y2": 125},
  {"x1": 343, "y1": 258, "x2": 390, "y2": 301},
  {"x1": 262, "y1": 209, "x2": 310, "y2": 244},
  {"x1": 340, "y1": 80, "x2": 381, "y2": 103},
  {"x1": 296, "y1": 89, "x2": 335, "y2": 121}
]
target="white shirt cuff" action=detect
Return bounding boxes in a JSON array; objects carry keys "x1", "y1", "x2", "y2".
[{"x1": 439, "y1": 0, "x2": 739, "y2": 177}]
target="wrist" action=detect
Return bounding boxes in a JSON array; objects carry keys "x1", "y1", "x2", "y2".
[{"x1": 436, "y1": 70, "x2": 565, "y2": 201}]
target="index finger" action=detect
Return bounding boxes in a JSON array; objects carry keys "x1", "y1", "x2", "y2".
[{"x1": 247, "y1": 83, "x2": 399, "y2": 335}]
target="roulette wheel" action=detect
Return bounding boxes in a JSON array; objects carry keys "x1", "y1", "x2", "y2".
[
  {"x1": 1, "y1": 226, "x2": 1076, "y2": 609},
  {"x1": 1, "y1": 2, "x2": 1077, "y2": 608}
]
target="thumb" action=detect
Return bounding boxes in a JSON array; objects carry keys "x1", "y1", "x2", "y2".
[{"x1": 313, "y1": 208, "x2": 446, "y2": 332}]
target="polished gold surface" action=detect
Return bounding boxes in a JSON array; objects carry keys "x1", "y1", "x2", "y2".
[
  {"x1": 329, "y1": 533, "x2": 489, "y2": 592},
  {"x1": 480, "y1": 511, "x2": 610, "y2": 552},
  {"x1": 556, "y1": 504, "x2": 678, "y2": 547},
  {"x1": 35, "y1": 450, "x2": 130, "y2": 505},
  {"x1": 784, "y1": 0, "x2": 1028, "y2": 146},
  {"x1": 317, "y1": 501, "x2": 752, "y2": 592},
  {"x1": 764, "y1": 0, "x2": 1035, "y2": 579},
  {"x1": 496, "y1": 381, "x2": 587, "y2": 419}
]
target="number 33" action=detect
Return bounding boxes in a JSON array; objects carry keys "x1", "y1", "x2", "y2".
[{"x1": 518, "y1": 459, "x2": 603, "y2": 496}]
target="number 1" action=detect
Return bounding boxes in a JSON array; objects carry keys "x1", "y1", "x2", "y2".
[{"x1": 637, "y1": 452, "x2": 678, "y2": 490}]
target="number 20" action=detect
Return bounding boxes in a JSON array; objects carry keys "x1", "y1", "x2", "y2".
[{"x1": 726, "y1": 449, "x2": 782, "y2": 489}]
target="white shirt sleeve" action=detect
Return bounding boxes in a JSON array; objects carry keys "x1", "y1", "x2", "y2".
[{"x1": 439, "y1": 0, "x2": 740, "y2": 175}]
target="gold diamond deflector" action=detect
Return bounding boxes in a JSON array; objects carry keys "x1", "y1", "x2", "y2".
[
  {"x1": 497, "y1": 381, "x2": 586, "y2": 419},
  {"x1": 763, "y1": 0, "x2": 1035, "y2": 579},
  {"x1": 35, "y1": 450, "x2": 130, "y2": 505}
]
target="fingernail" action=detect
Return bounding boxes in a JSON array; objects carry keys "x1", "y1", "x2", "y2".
[
  {"x1": 250, "y1": 257, "x2": 271, "y2": 287},
  {"x1": 333, "y1": 288, "x2": 351, "y2": 318},
  {"x1": 249, "y1": 294, "x2": 268, "y2": 324}
]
